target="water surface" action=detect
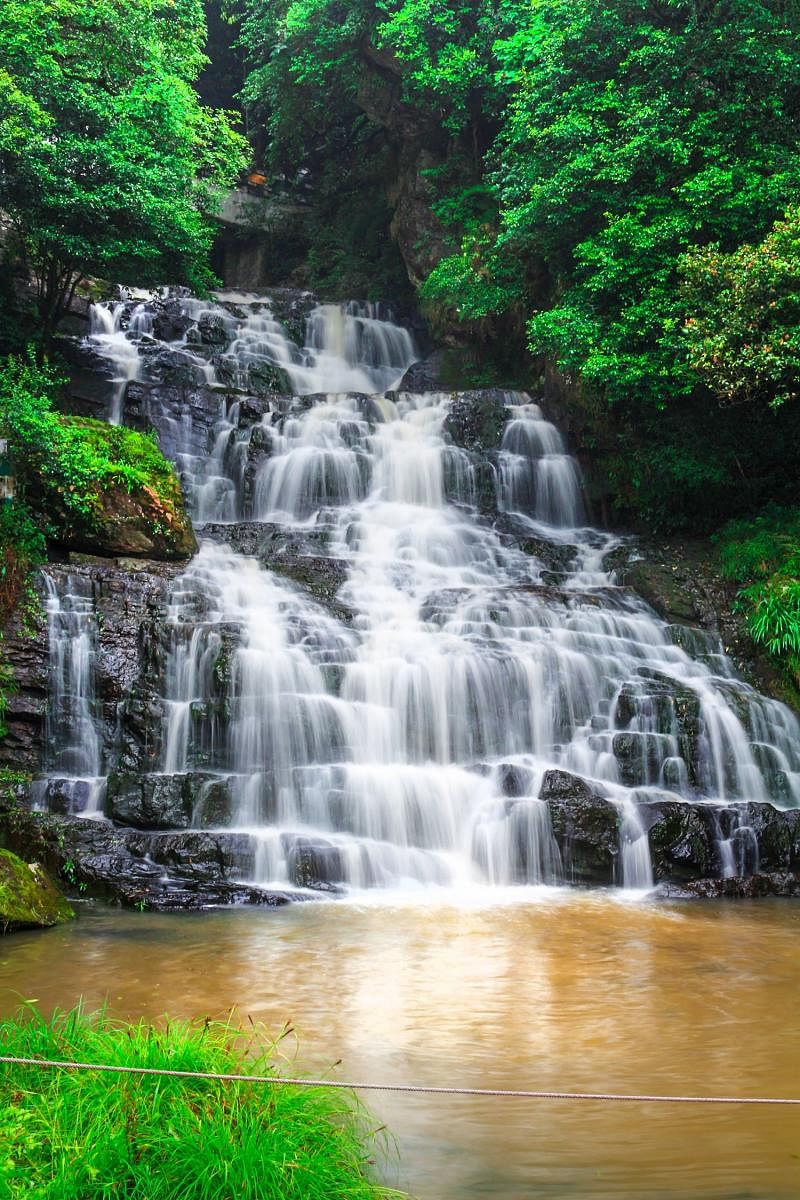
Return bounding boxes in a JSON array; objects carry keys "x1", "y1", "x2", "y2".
[{"x1": 3, "y1": 895, "x2": 799, "y2": 1199}]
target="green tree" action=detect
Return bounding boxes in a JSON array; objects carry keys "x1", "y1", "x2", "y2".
[
  {"x1": 680, "y1": 207, "x2": 800, "y2": 409},
  {"x1": 0, "y1": 0, "x2": 249, "y2": 339}
]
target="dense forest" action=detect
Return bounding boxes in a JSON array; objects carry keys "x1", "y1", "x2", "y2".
[{"x1": 2, "y1": 0, "x2": 800, "y2": 679}]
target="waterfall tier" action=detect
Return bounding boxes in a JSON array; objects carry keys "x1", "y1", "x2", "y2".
[{"x1": 35, "y1": 289, "x2": 800, "y2": 903}]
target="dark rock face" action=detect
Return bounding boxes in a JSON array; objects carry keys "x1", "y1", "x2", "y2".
[
  {"x1": 0, "y1": 802, "x2": 300, "y2": 911},
  {"x1": 638, "y1": 801, "x2": 714, "y2": 881},
  {"x1": 398, "y1": 350, "x2": 446, "y2": 393},
  {"x1": 0, "y1": 601, "x2": 49, "y2": 773},
  {"x1": 659, "y1": 872, "x2": 800, "y2": 899},
  {"x1": 203, "y1": 522, "x2": 352, "y2": 619},
  {"x1": 57, "y1": 337, "x2": 118, "y2": 420},
  {"x1": 443, "y1": 390, "x2": 508, "y2": 454},
  {"x1": 539, "y1": 770, "x2": 620, "y2": 885},
  {"x1": 45, "y1": 557, "x2": 179, "y2": 776},
  {"x1": 616, "y1": 539, "x2": 799, "y2": 712},
  {"x1": 283, "y1": 835, "x2": 345, "y2": 892}
]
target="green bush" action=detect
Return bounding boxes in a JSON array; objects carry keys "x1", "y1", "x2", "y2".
[
  {"x1": 717, "y1": 507, "x2": 800, "y2": 676},
  {"x1": 0, "y1": 1006, "x2": 404, "y2": 1200}
]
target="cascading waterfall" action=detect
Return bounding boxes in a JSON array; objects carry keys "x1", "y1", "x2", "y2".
[
  {"x1": 88, "y1": 299, "x2": 152, "y2": 424},
  {"x1": 39, "y1": 575, "x2": 105, "y2": 817},
  {"x1": 41, "y1": 290, "x2": 800, "y2": 896}
]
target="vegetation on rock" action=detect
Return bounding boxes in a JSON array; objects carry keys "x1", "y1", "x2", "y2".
[
  {"x1": 0, "y1": 355, "x2": 196, "y2": 559},
  {"x1": 0, "y1": 1006, "x2": 403, "y2": 1199}
]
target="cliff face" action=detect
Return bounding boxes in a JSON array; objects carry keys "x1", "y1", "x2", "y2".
[{"x1": 355, "y1": 47, "x2": 456, "y2": 289}]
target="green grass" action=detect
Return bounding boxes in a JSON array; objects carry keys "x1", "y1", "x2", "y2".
[{"x1": 0, "y1": 1006, "x2": 405, "y2": 1200}]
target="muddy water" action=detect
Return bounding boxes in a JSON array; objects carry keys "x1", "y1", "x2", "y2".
[{"x1": 2, "y1": 895, "x2": 799, "y2": 1199}]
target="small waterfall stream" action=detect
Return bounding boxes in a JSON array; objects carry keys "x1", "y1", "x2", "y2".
[{"x1": 39, "y1": 290, "x2": 800, "y2": 896}]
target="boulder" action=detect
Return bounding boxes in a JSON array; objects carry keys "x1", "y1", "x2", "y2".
[
  {"x1": 107, "y1": 773, "x2": 193, "y2": 829},
  {"x1": 398, "y1": 351, "x2": 445, "y2": 392},
  {"x1": 539, "y1": 770, "x2": 619, "y2": 884},
  {"x1": 637, "y1": 800, "x2": 713, "y2": 881},
  {"x1": 283, "y1": 834, "x2": 344, "y2": 891},
  {"x1": 70, "y1": 483, "x2": 197, "y2": 561}
]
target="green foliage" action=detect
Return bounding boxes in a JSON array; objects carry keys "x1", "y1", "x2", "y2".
[
  {"x1": 718, "y1": 507, "x2": 800, "y2": 674},
  {"x1": 0, "y1": 353, "x2": 188, "y2": 546},
  {"x1": 0, "y1": 0, "x2": 249, "y2": 337},
  {"x1": 488, "y1": 0, "x2": 800, "y2": 403},
  {"x1": 0, "y1": 648, "x2": 15, "y2": 739},
  {"x1": 239, "y1": 0, "x2": 800, "y2": 528},
  {"x1": 0, "y1": 1005, "x2": 403, "y2": 1199},
  {"x1": 680, "y1": 207, "x2": 800, "y2": 409}
]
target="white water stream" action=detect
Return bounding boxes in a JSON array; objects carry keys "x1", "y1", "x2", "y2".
[{"x1": 41, "y1": 292, "x2": 800, "y2": 893}]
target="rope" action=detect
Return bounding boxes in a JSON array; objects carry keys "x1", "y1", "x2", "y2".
[{"x1": 1, "y1": 1055, "x2": 798, "y2": 1104}]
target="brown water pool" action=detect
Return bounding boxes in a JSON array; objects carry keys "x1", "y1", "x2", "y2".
[{"x1": 2, "y1": 891, "x2": 799, "y2": 1199}]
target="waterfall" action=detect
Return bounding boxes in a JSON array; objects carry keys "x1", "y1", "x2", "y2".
[
  {"x1": 88, "y1": 300, "x2": 150, "y2": 424},
  {"x1": 40, "y1": 289, "x2": 800, "y2": 896},
  {"x1": 39, "y1": 575, "x2": 105, "y2": 816}
]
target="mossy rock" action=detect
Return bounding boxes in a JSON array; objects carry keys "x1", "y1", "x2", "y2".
[
  {"x1": 78, "y1": 483, "x2": 197, "y2": 560},
  {"x1": 0, "y1": 849, "x2": 74, "y2": 934},
  {"x1": 31, "y1": 416, "x2": 197, "y2": 561}
]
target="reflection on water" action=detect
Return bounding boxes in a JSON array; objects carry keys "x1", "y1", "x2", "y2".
[{"x1": 2, "y1": 895, "x2": 800, "y2": 1199}]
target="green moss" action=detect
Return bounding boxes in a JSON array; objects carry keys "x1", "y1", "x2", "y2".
[
  {"x1": 0, "y1": 848, "x2": 74, "y2": 933},
  {"x1": 59, "y1": 417, "x2": 185, "y2": 507}
]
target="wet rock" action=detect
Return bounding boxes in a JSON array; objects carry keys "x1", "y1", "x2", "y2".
[
  {"x1": 197, "y1": 312, "x2": 228, "y2": 346},
  {"x1": 498, "y1": 763, "x2": 536, "y2": 798},
  {"x1": 107, "y1": 773, "x2": 193, "y2": 829},
  {"x1": 202, "y1": 523, "x2": 351, "y2": 618},
  {"x1": 0, "y1": 598, "x2": 49, "y2": 773},
  {"x1": 726, "y1": 803, "x2": 800, "y2": 872},
  {"x1": 266, "y1": 288, "x2": 318, "y2": 348},
  {"x1": 57, "y1": 336, "x2": 116, "y2": 420},
  {"x1": 1, "y1": 806, "x2": 299, "y2": 910},
  {"x1": 128, "y1": 830, "x2": 255, "y2": 879},
  {"x1": 638, "y1": 800, "x2": 713, "y2": 881},
  {"x1": 669, "y1": 871, "x2": 800, "y2": 899},
  {"x1": 398, "y1": 351, "x2": 444, "y2": 392},
  {"x1": 42, "y1": 558, "x2": 178, "y2": 774},
  {"x1": 616, "y1": 539, "x2": 799, "y2": 711},
  {"x1": 0, "y1": 849, "x2": 74, "y2": 933},
  {"x1": 283, "y1": 835, "x2": 344, "y2": 892},
  {"x1": 444, "y1": 390, "x2": 508, "y2": 454},
  {"x1": 539, "y1": 770, "x2": 619, "y2": 884},
  {"x1": 191, "y1": 777, "x2": 236, "y2": 827},
  {"x1": 151, "y1": 301, "x2": 194, "y2": 343},
  {"x1": 248, "y1": 359, "x2": 291, "y2": 394}
]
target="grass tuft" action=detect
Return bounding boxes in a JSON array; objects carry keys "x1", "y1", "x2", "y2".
[{"x1": 0, "y1": 1005, "x2": 406, "y2": 1200}]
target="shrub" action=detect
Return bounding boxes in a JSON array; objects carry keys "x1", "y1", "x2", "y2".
[{"x1": 717, "y1": 507, "x2": 800, "y2": 678}]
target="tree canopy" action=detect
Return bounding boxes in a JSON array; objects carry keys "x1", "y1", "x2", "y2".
[
  {"x1": 237, "y1": 0, "x2": 800, "y2": 528},
  {"x1": 0, "y1": 0, "x2": 249, "y2": 335}
]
